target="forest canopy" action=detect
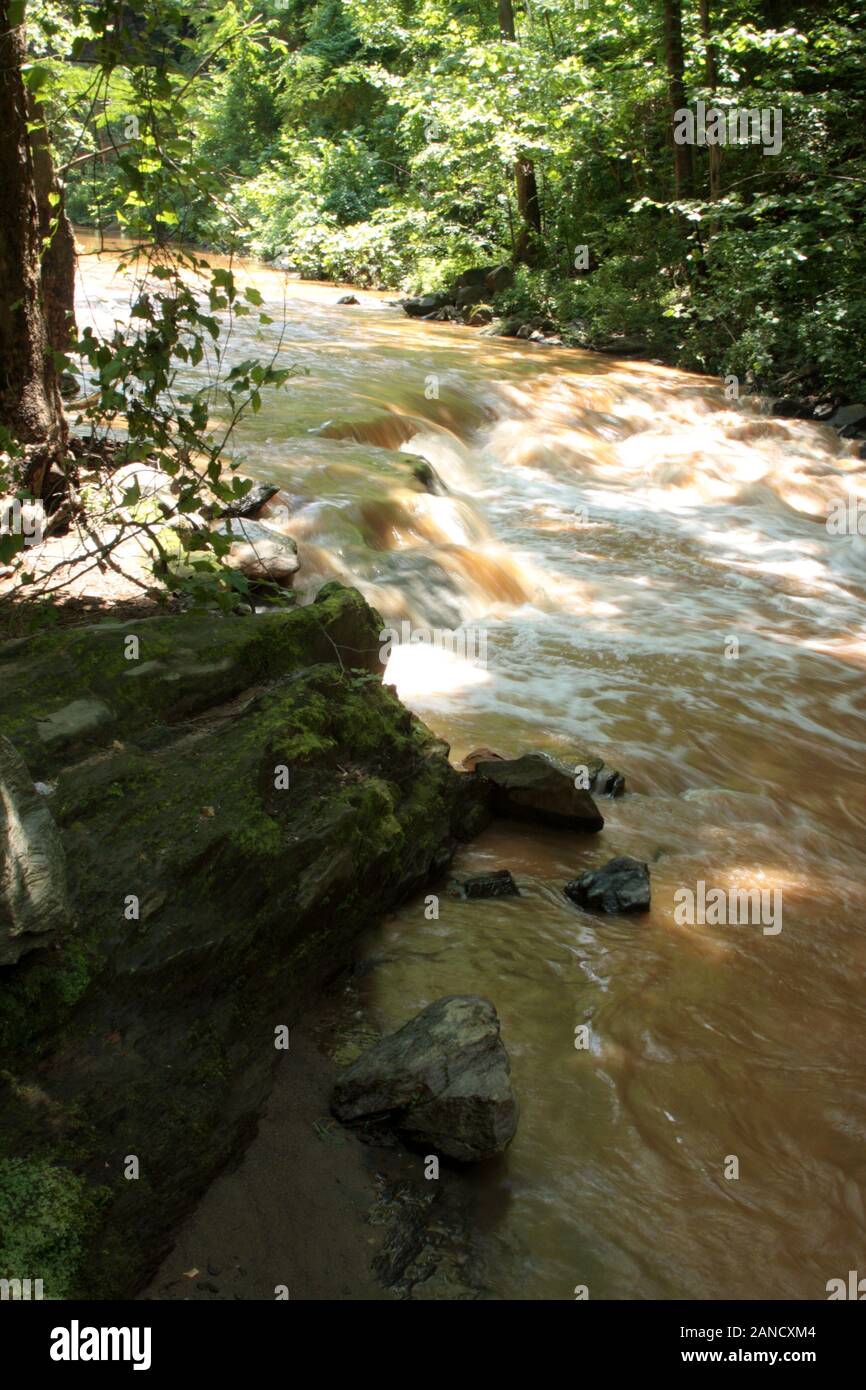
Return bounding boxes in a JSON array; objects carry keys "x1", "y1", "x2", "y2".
[{"x1": 27, "y1": 0, "x2": 863, "y2": 399}]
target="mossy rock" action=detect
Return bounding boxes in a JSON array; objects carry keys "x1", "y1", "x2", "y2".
[{"x1": 0, "y1": 584, "x2": 485, "y2": 1297}]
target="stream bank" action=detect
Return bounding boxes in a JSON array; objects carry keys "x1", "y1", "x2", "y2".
[
  {"x1": 142, "y1": 971, "x2": 492, "y2": 1302},
  {"x1": 0, "y1": 584, "x2": 489, "y2": 1298}
]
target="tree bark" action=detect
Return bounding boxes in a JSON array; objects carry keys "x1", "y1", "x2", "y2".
[
  {"x1": 497, "y1": 0, "x2": 542, "y2": 261},
  {"x1": 0, "y1": 3, "x2": 67, "y2": 497},
  {"x1": 699, "y1": 0, "x2": 721, "y2": 200},
  {"x1": 663, "y1": 0, "x2": 692, "y2": 198},
  {"x1": 30, "y1": 95, "x2": 77, "y2": 358}
]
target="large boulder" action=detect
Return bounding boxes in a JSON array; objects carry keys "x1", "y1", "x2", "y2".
[
  {"x1": 402, "y1": 292, "x2": 453, "y2": 319},
  {"x1": 0, "y1": 736, "x2": 74, "y2": 965},
  {"x1": 830, "y1": 403, "x2": 866, "y2": 438},
  {"x1": 0, "y1": 583, "x2": 385, "y2": 779},
  {"x1": 332, "y1": 995, "x2": 518, "y2": 1162},
  {"x1": 466, "y1": 751, "x2": 604, "y2": 831},
  {"x1": 452, "y1": 265, "x2": 513, "y2": 294},
  {"x1": 565, "y1": 855, "x2": 651, "y2": 914},
  {"x1": 485, "y1": 264, "x2": 514, "y2": 294},
  {"x1": 771, "y1": 398, "x2": 812, "y2": 421},
  {"x1": 0, "y1": 585, "x2": 483, "y2": 1296},
  {"x1": 455, "y1": 285, "x2": 489, "y2": 310},
  {"x1": 453, "y1": 266, "x2": 497, "y2": 290},
  {"x1": 462, "y1": 745, "x2": 624, "y2": 797}
]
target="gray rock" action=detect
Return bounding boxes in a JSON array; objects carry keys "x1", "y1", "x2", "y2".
[
  {"x1": 592, "y1": 767, "x2": 625, "y2": 797},
  {"x1": 453, "y1": 266, "x2": 496, "y2": 290},
  {"x1": 485, "y1": 264, "x2": 514, "y2": 294},
  {"x1": 594, "y1": 335, "x2": 648, "y2": 357},
  {"x1": 337, "y1": 294, "x2": 360, "y2": 305},
  {"x1": 451, "y1": 265, "x2": 513, "y2": 295},
  {"x1": 0, "y1": 587, "x2": 478, "y2": 1295},
  {"x1": 830, "y1": 404, "x2": 866, "y2": 431},
  {"x1": 332, "y1": 995, "x2": 518, "y2": 1162},
  {"x1": 424, "y1": 305, "x2": 462, "y2": 322},
  {"x1": 454, "y1": 285, "x2": 488, "y2": 310},
  {"x1": 450, "y1": 869, "x2": 518, "y2": 899},
  {"x1": 471, "y1": 752, "x2": 604, "y2": 831},
  {"x1": 220, "y1": 482, "x2": 280, "y2": 520},
  {"x1": 565, "y1": 319, "x2": 592, "y2": 347},
  {"x1": 402, "y1": 293, "x2": 453, "y2": 319},
  {"x1": 0, "y1": 736, "x2": 73, "y2": 965},
  {"x1": 771, "y1": 398, "x2": 811, "y2": 420},
  {"x1": 463, "y1": 746, "x2": 623, "y2": 796},
  {"x1": 218, "y1": 518, "x2": 300, "y2": 587},
  {"x1": 565, "y1": 855, "x2": 651, "y2": 914},
  {"x1": 569, "y1": 747, "x2": 625, "y2": 797},
  {"x1": 36, "y1": 697, "x2": 114, "y2": 750}
]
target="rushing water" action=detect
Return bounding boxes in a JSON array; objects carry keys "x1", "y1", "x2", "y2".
[{"x1": 77, "y1": 235, "x2": 866, "y2": 1300}]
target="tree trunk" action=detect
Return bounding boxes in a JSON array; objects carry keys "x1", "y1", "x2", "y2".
[
  {"x1": 663, "y1": 0, "x2": 692, "y2": 198},
  {"x1": 30, "y1": 95, "x2": 77, "y2": 358},
  {"x1": 699, "y1": 0, "x2": 721, "y2": 200},
  {"x1": 497, "y1": 0, "x2": 542, "y2": 261},
  {"x1": 0, "y1": 3, "x2": 67, "y2": 497}
]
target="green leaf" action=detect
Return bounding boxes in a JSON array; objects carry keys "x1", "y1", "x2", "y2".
[{"x1": 22, "y1": 65, "x2": 51, "y2": 95}]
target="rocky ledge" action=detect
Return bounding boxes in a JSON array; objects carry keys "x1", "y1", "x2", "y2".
[{"x1": 0, "y1": 584, "x2": 486, "y2": 1298}]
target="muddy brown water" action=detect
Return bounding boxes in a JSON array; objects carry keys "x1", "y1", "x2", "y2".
[{"x1": 77, "y1": 234, "x2": 866, "y2": 1300}]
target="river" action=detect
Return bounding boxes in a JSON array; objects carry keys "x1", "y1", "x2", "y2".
[{"x1": 77, "y1": 234, "x2": 866, "y2": 1300}]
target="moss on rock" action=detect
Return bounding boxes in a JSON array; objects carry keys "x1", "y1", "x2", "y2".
[{"x1": 0, "y1": 584, "x2": 484, "y2": 1297}]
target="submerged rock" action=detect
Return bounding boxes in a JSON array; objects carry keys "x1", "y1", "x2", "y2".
[
  {"x1": 450, "y1": 869, "x2": 518, "y2": 899},
  {"x1": 466, "y1": 751, "x2": 604, "y2": 831},
  {"x1": 332, "y1": 995, "x2": 518, "y2": 1162},
  {"x1": 0, "y1": 736, "x2": 73, "y2": 965},
  {"x1": 337, "y1": 294, "x2": 360, "y2": 305},
  {"x1": 407, "y1": 457, "x2": 448, "y2": 495},
  {"x1": 565, "y1": 855, "x2": 651, "y2": 914}
]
